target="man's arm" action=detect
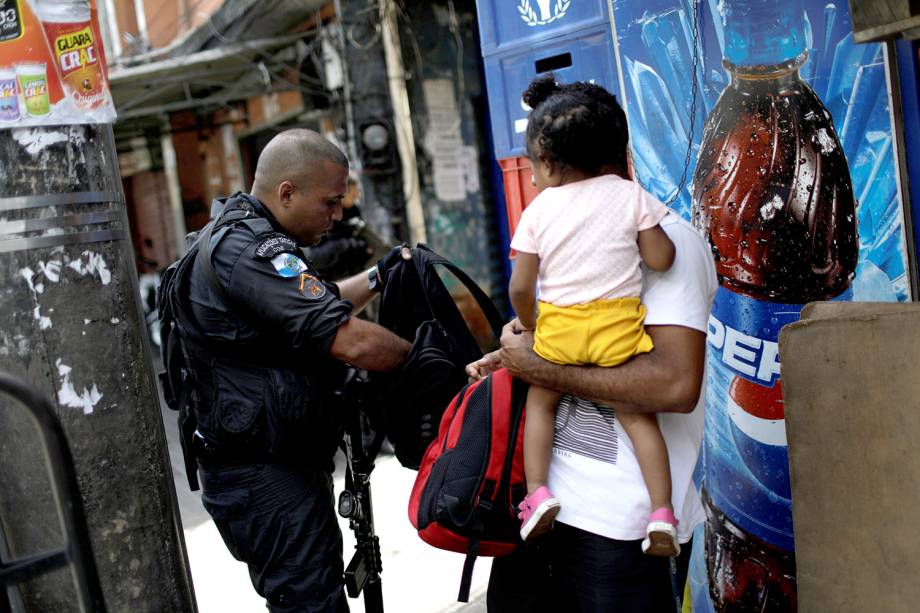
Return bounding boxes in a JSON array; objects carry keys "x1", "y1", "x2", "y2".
[
  {"x1": 330, "y1": 317, "x2": 410, "y2": 371},
  {"x1": 499, "y1": 322, "x2": 705, "y2": 413},
  {"x1": 336, "y1": 269, "x2": 377, "y2": 313},
  {"x1": 335, "y1": 245, "x2": 412, "y2": 314}
]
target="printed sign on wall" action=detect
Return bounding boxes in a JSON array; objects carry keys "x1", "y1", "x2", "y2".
[{"x1": 0, "y1": 0, "x2": 114, "y2": 126}]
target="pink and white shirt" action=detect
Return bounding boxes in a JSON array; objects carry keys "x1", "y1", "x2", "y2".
[{"x1": 509, "y1": 174, "x2": 669, "y2": 307}]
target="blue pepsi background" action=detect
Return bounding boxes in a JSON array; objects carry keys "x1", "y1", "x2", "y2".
[{"x1": 609, "y1": 1, "x2": 911, "y2": 611}]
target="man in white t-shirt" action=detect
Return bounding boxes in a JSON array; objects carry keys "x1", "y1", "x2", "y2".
[{"x1": 469, "y1": 213, "x2": 716, "y2": 611}]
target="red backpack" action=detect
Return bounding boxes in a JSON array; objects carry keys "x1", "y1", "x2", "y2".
[{"x1": 408, "y1": 367, "x2": 528, "y2": 602}]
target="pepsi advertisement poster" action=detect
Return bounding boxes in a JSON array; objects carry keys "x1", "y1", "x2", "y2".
[{"x1": 609, "y1": 0, "x2": 911, "y2": 610}]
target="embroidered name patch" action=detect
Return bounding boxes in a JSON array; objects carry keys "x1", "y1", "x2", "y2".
[
  {"x1": 254, "y1": 234, "x2": 299, "y2": 260},
  {"x1": 299, "y1": 273, "x2": 327, "y2": 299},
  {"x1": 271, "y1": 253, "x2": 308, "y2": 278}
]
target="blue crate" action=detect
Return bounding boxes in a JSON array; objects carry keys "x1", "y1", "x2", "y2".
[
  {"x1": 483, "y1": 26, "x2": 621, "y2": 159},
  {"x1": 476, "y1": 0, "x2": 611, "y2": 56}
]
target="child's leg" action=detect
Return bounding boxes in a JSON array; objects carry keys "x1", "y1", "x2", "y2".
[
  {"x1": 518, "y1": 384, "x2": 563, "y2": 541},
  {"x1": 618, "y1": 412, "x2": 680, "y2": 556},
  {"x1": 617, "y1": 412, "x2": 672, "y2": 511},
  {"x1": 616, "y1": 414, "x2": 674, "y2": 511},
  {"x1": 523, "y1": 384, "x2": 563, "y2": 494}
]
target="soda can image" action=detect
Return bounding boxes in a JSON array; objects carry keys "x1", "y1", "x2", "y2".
[
  {"x1": 15, "y1": 64, "x2": 51, "y2": 118},
  {"x1": 0, "y1": 69, "x2": 19, "y2": 122},
  {"x1": 36, "y1": 0, "x2": 109, "y2": 111}
]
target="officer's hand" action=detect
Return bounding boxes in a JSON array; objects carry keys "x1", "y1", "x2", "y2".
[{"x1": 374, "y1": 243, "x2": 412, "y2": 289}]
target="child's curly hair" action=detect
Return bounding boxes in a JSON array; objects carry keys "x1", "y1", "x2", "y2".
[{"x1": 522, "y1": 74, "x2": 629, "y2": 176}]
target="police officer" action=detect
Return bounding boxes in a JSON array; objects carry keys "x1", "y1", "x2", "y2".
[{"x1": 177, "y1": 129, "x2": 411, "y2": 611}]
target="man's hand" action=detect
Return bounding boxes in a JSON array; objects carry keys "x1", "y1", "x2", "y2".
[
  {"x1": 498, "y1": 320, "x2": 541, "y2": 380},
  {"x1": 465, "y1": 350, "x2": 502, "y2": 381}
]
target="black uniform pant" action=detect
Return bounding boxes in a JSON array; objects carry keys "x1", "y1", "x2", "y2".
[
  {"x1": 199, "y1": 463, "x2": 348, "y2": 613},
  {"x1": 488, "y1": 522, "x2": 691, "y2": 613}
]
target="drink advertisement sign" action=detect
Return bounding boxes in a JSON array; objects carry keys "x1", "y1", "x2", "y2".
[
  {"x1": 0, "y1": 0, "x2": 114, "y2": 126},
  {"x1": 610, "y1": 0, "x2": 910, "y2": 610}
]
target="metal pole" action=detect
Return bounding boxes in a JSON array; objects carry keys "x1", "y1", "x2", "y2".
[
  {"x1": 883, "y1": 40, "x2": 920, "y2": 300},
  {"x1": 0, "y1": 372, "x2": 106, "y2": 613},
  {"x1": 133, "y1": 0, "x2": 149, "y2": 50},
  {"x1": 379, "y1": 0, "x2": 427, "y2": 244},
  {"x1": 0, "y1": 521, "x2": 25, "y2": 613}
]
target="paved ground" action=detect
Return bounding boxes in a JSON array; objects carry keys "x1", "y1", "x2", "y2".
[{"x1": 158, "y1": 387, "x2": 489, "y2": 612}]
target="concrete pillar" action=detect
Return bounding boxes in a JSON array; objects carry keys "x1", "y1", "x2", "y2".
[
  {"x1": 0, "y1": 125, "x2": 196, "y2": 612},
  {"x1": 160, "y1": 119, "x2": 188, "y2": 256}
]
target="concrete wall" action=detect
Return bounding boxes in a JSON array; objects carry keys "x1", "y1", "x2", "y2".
[
  {"x1": 779, "y1": 302, "x2": 920, "y2": 613},
  {"x1": 124, "y1": 170, "x2": 179, "y2": 272}
]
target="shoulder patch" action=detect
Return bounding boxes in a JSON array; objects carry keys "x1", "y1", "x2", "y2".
[
  {"x1": 253, "y1": 234, "x2": 300, "y2": 260},
  {"x1": 298, "y1": 273, "x2": 327, "y2": 299},
  {"x1": 271, "y1": 253, "x2": 308, "y2": 278}
]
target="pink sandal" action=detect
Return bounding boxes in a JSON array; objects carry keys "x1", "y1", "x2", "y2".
[{"x1": 641, "y1": 507, "x2": 680, "y2": 557}]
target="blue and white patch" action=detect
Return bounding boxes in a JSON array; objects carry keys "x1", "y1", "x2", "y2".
[{"x1": 271, "y1": 253, "x2": 308, "y2": 278}]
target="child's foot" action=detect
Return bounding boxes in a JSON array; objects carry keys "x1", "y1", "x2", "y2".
[
  {"x1": 518, "y1": 486, "x2": 561, "y2": 541},
  {"x1": 641, "y1": 507, "x2": 680, "y2": 557}
]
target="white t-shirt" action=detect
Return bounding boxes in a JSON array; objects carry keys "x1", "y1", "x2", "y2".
[
  {"x1": 546, "y1": 213, "x2": 717, "y2": 543},
  {"x1": 509, "y1": 174, "x2": 668, "y2": 306}
]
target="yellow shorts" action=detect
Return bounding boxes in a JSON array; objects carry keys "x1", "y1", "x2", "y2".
[{"x1": 533, "y1": 297, "x2": 654, "y2": 367}]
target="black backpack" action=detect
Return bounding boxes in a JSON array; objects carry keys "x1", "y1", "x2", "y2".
[
  {"x1": 156, "y1": 209, "x2": 252, "y2": 490},
  {"x1": 363, "y1": 245, "x2": 506, "y2": 469}
]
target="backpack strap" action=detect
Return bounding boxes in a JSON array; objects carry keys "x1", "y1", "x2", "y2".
[
  {"x1": 194, "y1": 205, "x2": 253, "y2": 315},
  {"x1": 411, "y1": 245, "x2": 505, "y2": 338},
  {"x1": 457, "y1": 499, "x2": 491, "y2": 603},
  {"x1": 176, "y1": 373, "x2": 201, "y2": 491}
]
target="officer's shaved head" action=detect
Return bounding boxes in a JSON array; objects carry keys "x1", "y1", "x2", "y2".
[
  {"x1": 250, "y1": 129, "x2": 350, "y2": 246},
  {"x1": 252, "y1": 129, "x2": 348, "y2": 196}
]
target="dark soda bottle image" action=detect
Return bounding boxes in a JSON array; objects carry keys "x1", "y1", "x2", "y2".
[
  {"x1": 692, "y1": 55, "x2": 858, "y2": 303},
  {"x1": 691, "y1": 0, "x2": 858, "y2": 610}
]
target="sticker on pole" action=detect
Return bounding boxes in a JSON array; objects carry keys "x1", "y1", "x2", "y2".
[{"x1": 0, "y1": 0, "x2": 115, "y2": 127}]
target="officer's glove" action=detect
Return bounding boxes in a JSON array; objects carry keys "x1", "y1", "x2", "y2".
[{"x1": 373, "y1": 243, "x2": 412, "y2": 292}]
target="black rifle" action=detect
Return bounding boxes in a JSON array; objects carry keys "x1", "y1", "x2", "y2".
[{"x1": 336, "y1": 369, "x2": 384, "y2": 613}]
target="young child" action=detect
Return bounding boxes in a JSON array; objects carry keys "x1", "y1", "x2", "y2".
[{"x1": 509, "y1": 76, "x2": 680, "y2": 557}]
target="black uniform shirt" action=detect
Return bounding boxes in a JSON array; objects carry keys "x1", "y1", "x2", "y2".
[{"x1": 187, "y1": 193, "x2": 353, "y2": 360}]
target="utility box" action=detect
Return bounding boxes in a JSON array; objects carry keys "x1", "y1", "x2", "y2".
[
  {"x1": 476, "y1": 0, "x2": 611, "y2": 55},
  {"x1": 483, "y1": 25, "x2": 620, "y2": 158}
]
